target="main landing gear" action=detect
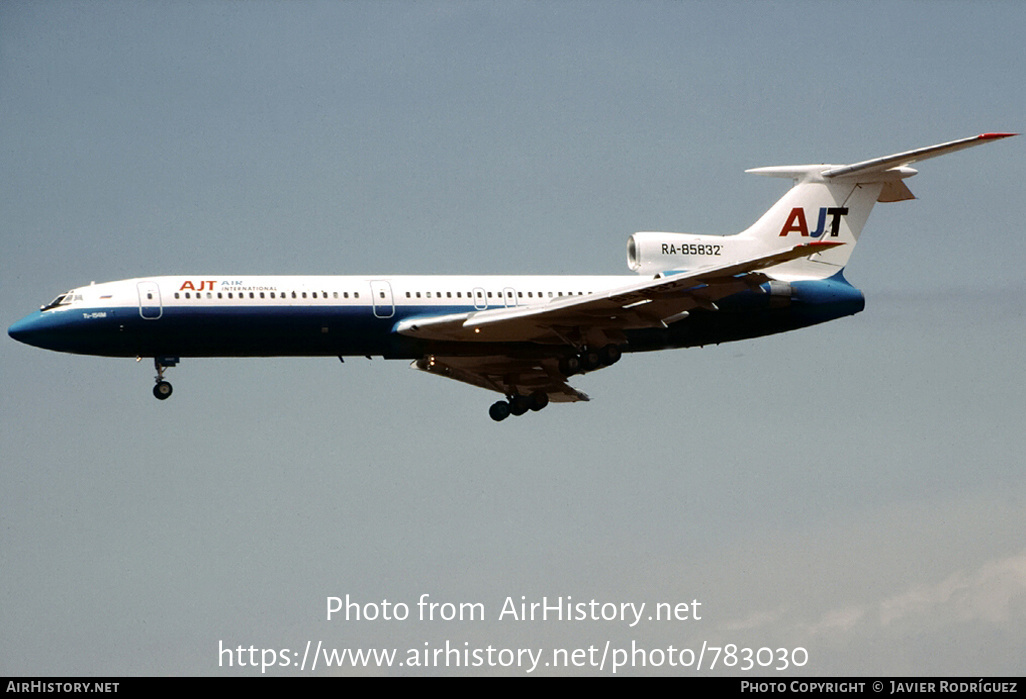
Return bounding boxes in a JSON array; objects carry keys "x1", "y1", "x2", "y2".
[
  {"x1": 151, "y1": 356, "x2": 179, "y2": 400},
  {"x1": 489, "y1": 391, "x2": 550, "y2": 422},
  {"x1": 487, "y1": 344, "x2": 624, "y2": 421}
]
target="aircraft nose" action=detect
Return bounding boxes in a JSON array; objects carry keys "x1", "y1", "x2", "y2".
[{"x1": 8, "y1": 312, "x2": 47, "y2": 348}]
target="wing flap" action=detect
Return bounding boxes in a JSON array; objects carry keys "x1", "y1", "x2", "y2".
[{"x1": 412, "y1": 355, "x2": 590, "y2": 402}]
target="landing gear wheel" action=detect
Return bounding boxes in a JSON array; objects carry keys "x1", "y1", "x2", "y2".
[
  {"x1": 528, "y1": 391, "x2": 549, "y2": 411},
  {"x1": 152, "y1": 357, "x2": 179, "y2": 400},
  {"x1": 509, "y1": 395, "x2": 531, "y2": 416},
  {"x1": 580, "y1": 349, "x2": 602, "y2": 372},
  {"x1": 558, "y1": 355, "x2": 581, "y2": 377},
  {"x1": 599, "y1": 343, "x2": 622, "y2": 366},
  {"x1": 489, "y1": 401, "x2": 511, "y2": 422}
]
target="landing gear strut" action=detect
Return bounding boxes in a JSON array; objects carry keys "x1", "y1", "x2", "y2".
[
  {"x1": 152, "y1": 356, "x2": 179, "y2": 400},
  {"x1": 489, "y1": 390, "x2": 549, "y2": 422}
]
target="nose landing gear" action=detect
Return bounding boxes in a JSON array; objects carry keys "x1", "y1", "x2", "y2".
[{"x1": 151, "y1": 356, "x2": 179, "y2": 400}]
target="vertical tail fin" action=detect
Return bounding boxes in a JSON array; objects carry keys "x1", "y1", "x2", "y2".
[{"x1": 739, "y1": 133, "x2": 1016, "y2": 280}]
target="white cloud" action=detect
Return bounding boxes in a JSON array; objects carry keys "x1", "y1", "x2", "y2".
[{"x1": 878, "y1": 551, "x2": 1026, "y2": 627}]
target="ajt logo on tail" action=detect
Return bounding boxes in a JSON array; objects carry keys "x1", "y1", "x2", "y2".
[{"x1": 779, "y1": 207, "x2": 849, "y2": 237}]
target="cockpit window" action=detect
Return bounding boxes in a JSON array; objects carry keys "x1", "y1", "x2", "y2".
[{"x1": 41, "y1": 291, "x2": 75, "y2": 311}]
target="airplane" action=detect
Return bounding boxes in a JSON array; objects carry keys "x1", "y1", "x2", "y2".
[{"x1": 8, "y1": 133, "x2": 1015, "y2": 421}]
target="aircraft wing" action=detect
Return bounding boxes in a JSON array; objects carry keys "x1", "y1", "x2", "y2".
[
  {"x1": 397, "y1": 241, "x2": 842, "y2": 345},
  {"x1": 411, "y1": 354, "x2": 590, "y2": 402}
]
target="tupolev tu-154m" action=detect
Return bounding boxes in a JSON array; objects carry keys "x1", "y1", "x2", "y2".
[{"x1": 8, "y1": 133, "x2": 1015, "y2": 421}]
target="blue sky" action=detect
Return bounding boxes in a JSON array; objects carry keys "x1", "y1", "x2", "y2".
[{"x1": 2, "y1": 1, "x2": 1023, "y2": 675}]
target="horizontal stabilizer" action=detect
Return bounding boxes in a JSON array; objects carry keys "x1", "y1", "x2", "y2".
[
  {"x1": 821, "y1": 132, "x2": 1017, "y2": 179},
  {"x1": 746, "y1": 133, "x2": 1016, "y2": 185}
]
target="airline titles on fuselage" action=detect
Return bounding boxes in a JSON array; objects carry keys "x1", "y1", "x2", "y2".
[{"x1": 179, "y1": 280, "x2": 279, "y2": 293}]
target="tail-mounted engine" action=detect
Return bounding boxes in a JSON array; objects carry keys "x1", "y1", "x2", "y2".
[{"x1": 627, "y1": 232, "x2": 754, "y2": 276}]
